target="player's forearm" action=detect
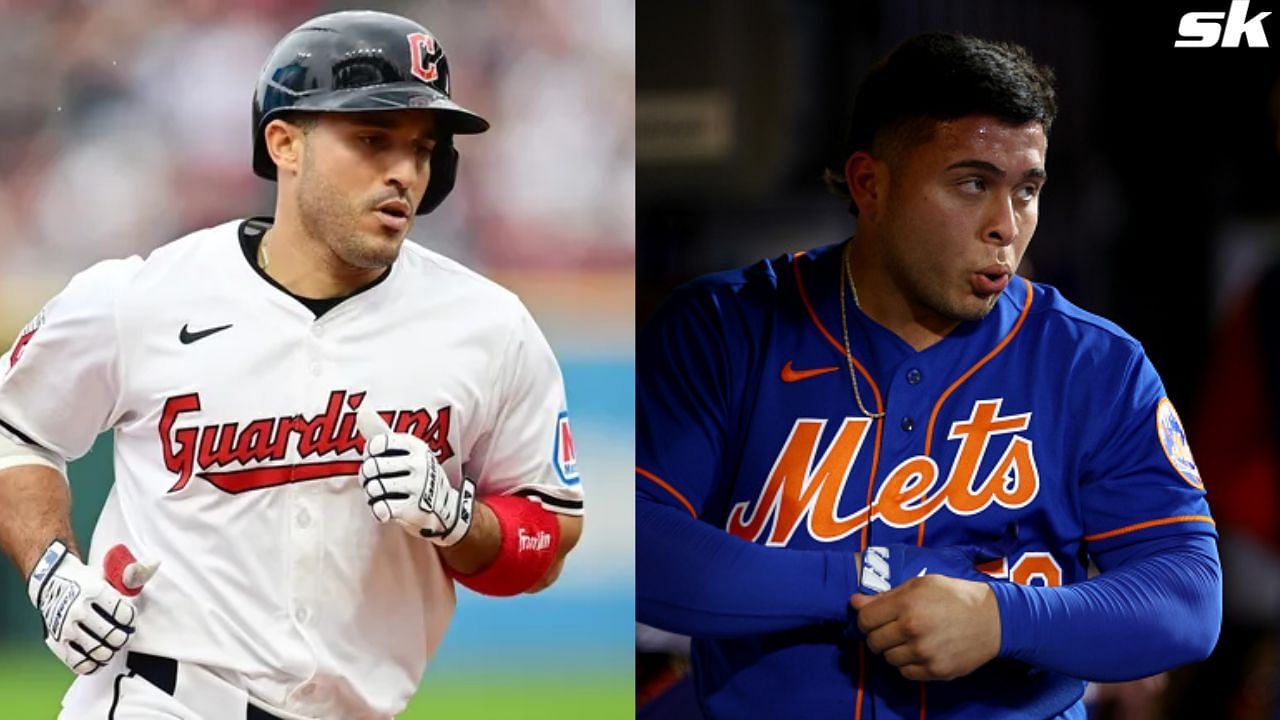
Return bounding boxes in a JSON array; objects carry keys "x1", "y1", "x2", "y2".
[
  {"x1": 437, "y1": 498, "x2": 500, "y2": 575},
  {"x1": 0, "y1": 464, "x2": 78, "y2": 578},
  {"x1": 637, "y1": 494, "x2": 859, "y2": 638},
  {"x1": 441, "y1": 502, "x2": 581, "y2": 585},
  {"x1": 526, "y1": 514, "x2": 583, "y2": 593},
  {"x1": 991, "y1": 533, "x2": 1221, "y2": 681}
]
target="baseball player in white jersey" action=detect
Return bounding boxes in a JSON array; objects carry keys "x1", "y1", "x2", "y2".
[{"x1": 0, "y1": 11, "x2": 584, "y2": 719}]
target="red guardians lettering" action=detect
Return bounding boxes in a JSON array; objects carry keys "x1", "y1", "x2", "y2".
[{"x1": 160, "y1": 390, "x2": 454, "y2": 494}]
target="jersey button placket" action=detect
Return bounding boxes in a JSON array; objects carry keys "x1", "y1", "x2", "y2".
[
  {"x1": 898, "y1": 368, "x2": 921, "y2": 432},
  {"x1": 293, "y1": 325, "x2": 327, "y2": 664},
  {"x1": 287, "y1": 489, "x2": 325, "y2": 700},
  {"x1": 290, "y1": 490, "x2": 322, "y2": 627},
  {"x1": 306, "y1": 325, "x2": 325, "y2": 376}
]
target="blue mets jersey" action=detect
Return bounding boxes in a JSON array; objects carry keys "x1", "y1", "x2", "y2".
[{"x1": 636, "y1": 241, "x2": 1217, "y2": 719}]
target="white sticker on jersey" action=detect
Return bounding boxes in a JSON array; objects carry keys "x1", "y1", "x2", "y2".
[
  {"x1": 860, "y1": 546, "x2": 891, "y2": 594},
  {"x1": 553, "y1": 411, "x2": 579, "y2": 486},
  {"x1": 1157, "y1": 397, "x2": 1202, "y2": 489}
]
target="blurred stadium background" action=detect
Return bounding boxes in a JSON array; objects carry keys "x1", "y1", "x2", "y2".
[
  {"x1": 638, "y1": 1, "x2": 1280, "y2": 719},
  {"x1": 0, "y1": 0, "x2": 633, "y2": 717}
]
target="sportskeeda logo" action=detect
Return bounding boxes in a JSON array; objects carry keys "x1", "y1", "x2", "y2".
[{"x1": 1175, "y1": 0, "x2": 1271, "y2": 47}]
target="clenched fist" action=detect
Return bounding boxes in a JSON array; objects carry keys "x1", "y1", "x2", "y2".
[
  {"x1": 356, "y1": 407, "x2": 476, "y2": 547},
  {"x1": 851, "y1": 574, "x2": 1001, "y2": 681},
  {"x1": 27, "y1": 540, "x2": 158, "y2": 675}
]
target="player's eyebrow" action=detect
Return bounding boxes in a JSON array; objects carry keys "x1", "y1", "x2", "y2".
[
  {"x1": 345, "y1": 114, "x2": 436, "y2": 140},
  {"x1": 947, "y1": 159, "x2": 1046, "y2": 181}
]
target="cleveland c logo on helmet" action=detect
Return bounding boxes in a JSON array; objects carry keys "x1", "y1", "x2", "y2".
[{"x1": 407, "y1": 32, "x2": 441, "y2": 85}]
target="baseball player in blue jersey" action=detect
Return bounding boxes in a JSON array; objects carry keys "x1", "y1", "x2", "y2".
[{"x1": 636, "y1": 33, "x2": 1222, "y2": 719}]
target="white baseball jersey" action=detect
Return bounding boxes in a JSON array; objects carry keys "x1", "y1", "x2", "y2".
[{"x1": 0, "y1": 218, "x2": 584, "y2": 719}]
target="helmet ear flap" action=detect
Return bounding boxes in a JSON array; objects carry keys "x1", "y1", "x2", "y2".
[{"x1": 416, "y1": 141, "x2": 458, "y2": 215}]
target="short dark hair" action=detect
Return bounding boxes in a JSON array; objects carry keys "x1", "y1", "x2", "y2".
[
  {"x1": 276, "y1": 111, "x2": 319, "y2": 133},
  {"x1": 825, "y1": 33, "x2": 1057, "y2": 214}
]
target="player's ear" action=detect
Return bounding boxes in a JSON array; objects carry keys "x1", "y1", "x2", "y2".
[
  {"x1": 263, "y1": 118, "x2": 306, "y2": 177},
  {"x1": 846, "y1": 151, "x2": 886, "y2": 222}
]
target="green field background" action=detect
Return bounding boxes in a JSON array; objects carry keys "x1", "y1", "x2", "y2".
[
  {"x1": 0, "y1": 651, "x2": 631, "y2": 719},
  {"x1": 0, "y1": 648, "x2": 624, "y2": 712}
]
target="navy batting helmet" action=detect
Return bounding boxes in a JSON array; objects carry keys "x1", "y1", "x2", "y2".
[{"x1": 252, "y1": 11, "x2": 490, "y2": 215}]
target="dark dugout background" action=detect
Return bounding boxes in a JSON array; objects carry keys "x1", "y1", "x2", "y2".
[{"x1": 637, "y1": 1, "x2": 1280, "y2": 716}]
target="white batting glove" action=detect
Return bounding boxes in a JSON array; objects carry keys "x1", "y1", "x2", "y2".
[
  {"x1": 356, "y1": 408, "x2": 476, "y2": 547},
  {"x1": 27, "y1": 540, "x2": 158, "y2": 675}
]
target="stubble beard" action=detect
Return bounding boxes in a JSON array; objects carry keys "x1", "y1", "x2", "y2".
[{"x1": 297, "y1": 158, "x2": 402, "y2": 271}]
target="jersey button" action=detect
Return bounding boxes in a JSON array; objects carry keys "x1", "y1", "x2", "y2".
[
  {"x1": 906, "y1": 368, "x2": 922, "y2": 385},
  {"x1": 297, "y1": 509, "x2": 311, "y2": 528},
  {"x1": 900, "y1": 416, "x2": 914, "y2": 432},
  {"x1": 311, "y1": 325, "x2": 324, "y2": 337},
  {"x1": 308, "y1": 361, "x2": 322, "y2": 376},
  {"x1": 295, "y1": 606, "x2": 310, "y2": 623}
]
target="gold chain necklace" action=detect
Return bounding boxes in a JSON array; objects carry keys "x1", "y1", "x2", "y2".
[
  {"x1": 838, "y1": 241, "x2": 885, "y2": 419},
  {"x1": 258, "y1": 231, "x2": 271, "y2": 271}
]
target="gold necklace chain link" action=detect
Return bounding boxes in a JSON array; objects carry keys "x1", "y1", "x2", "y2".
[
  {"x1": 258, "y1": 231, "x2": 271, "y2": 271},
  {"x1": 839, "y1": 241, "x2": 885, "y2": 420}
]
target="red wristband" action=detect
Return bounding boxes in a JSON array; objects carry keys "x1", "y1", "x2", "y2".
[{"x1": 450, "y1": 494, "x2": 561, "y2": 597}]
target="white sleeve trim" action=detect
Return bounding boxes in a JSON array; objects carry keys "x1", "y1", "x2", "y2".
[
  {"x1": 0, "y1": 431, "x2": 67, "y2": 478},
  {"x1": 506, "y1": 485, "x2": 584, "y2": 516}
]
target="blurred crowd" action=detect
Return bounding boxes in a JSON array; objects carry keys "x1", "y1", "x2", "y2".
[{"x1": 0, "y1": 0, "x2": 635, "y2": 279}]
